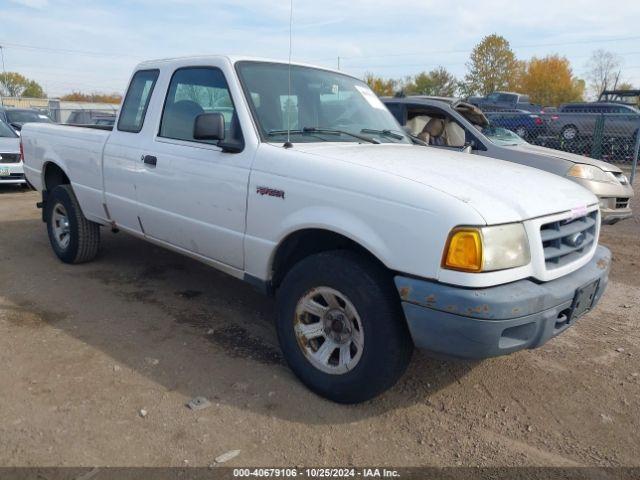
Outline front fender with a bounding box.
[274,205,394,269]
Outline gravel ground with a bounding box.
[0,181,638,467]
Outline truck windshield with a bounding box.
[236,61,410,144]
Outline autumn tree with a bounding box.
[463,34,521,95]
[364,73,396,96]
[519,55,584,106]
[0,72,46,98]
[404,67,458,96]
[60,91,122,104]
[585,50,622,97]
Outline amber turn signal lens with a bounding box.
[443,229,483,272]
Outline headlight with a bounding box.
[568,164,615,183]
[613,172,629,185]
[443,223,530,273]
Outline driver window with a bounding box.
[159,67,241,144]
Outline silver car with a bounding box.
[0,119,24,186]
[547,102,640,142]
[383,96,634,224]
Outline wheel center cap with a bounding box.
[324,310,352,343]
[331,318,344,333]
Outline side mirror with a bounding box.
[193,113,224,141]
[10,122,22,132]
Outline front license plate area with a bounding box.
[0,168,9,176]
[570,280,599,321]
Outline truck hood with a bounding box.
[511,143,622,173]
[0,137,20,153]
[294,143,597,225]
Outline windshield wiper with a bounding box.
[360,128,405,140]
[267,127,380,144]
[267,129,330,143]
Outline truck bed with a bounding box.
[21,123,112,223]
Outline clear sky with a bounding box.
[1,0,640,97]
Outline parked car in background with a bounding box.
[0,107,54,132]
[383,96,634,224]
[483,109,547,141]
[91,116,116,127]
[21,56,612,403]
[547,102,640,142]
[467,91,542,112]
[0,119,25,186]
[66,110,117,126]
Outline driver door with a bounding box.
[135,64,251,269]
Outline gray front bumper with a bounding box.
[395,245,611,359]
[601,207,633,224]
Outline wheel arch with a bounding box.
[269,227,392,292]
[42,161,71,192]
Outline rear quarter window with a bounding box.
[117,69,159,133]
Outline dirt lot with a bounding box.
[0,181,638,468]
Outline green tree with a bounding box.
[0,72,46,98]
[364,73,396,96]
[616,82,635,91]
[404,67,458,96]
[463,34,520,95]
[22,80,46,98]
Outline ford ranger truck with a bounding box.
[21,56,611,404]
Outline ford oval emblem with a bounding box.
[566,232,585,247]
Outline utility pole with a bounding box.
[337,56,340,70]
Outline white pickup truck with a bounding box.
[22,56,611,403]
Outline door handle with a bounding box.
[142,155,157,166]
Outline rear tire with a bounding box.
[45,185,100,264]
[561,125,578,141]
[275,250,413,403]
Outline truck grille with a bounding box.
[0,153,20,164]
[616,198,630,209]
[540,211,597,269]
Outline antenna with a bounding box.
[283,0,294,148]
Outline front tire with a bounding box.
[515,125,528,139]
[45,185,100,264]
[276,250,413,403]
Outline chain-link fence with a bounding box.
[483,109,640,182]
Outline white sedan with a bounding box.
[0,119,25,186]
